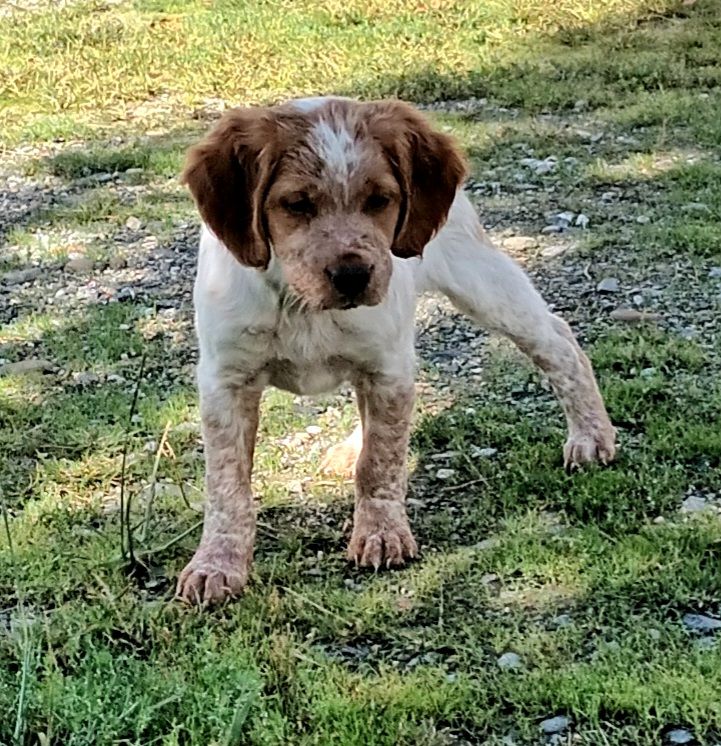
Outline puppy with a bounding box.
[177,97,616,604]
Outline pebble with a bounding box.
[520,156,557,175]
[540,245,566,259]
[503,236,538,251]
[540,716,570,735]
[65,256,94,274]
[470,445,497,458]
[709,267,721,278]
[636,215,651,224]
[680,495,711,513]
[666,728,693,744]
[541,225,563,234]
[0,359,55,375]
[555,211,575,224]
[597,277,620,293]
[575,213,590,228]
[497,652,523,670]
[2,267,43,285]
[682,613,721,632]
[610,308,660,323]
[305,425,322,436]
[435,468,456,480]
[125,216,142,231]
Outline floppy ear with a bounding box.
[368,101,467,257]
[182,108,279,268]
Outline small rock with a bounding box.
[636,215,651,224]
[575,213,590,229]
[0,359,55,376]
[709,267,721,278]
[109,255,127,270]
[610,308,660,323]
[435,468,456,480]
[541,224,563,234]
[684,202,709,212]
[125,216,142,231]
[555,211,575,224]
[680,495,710,513]
[540,245,566,259]
[682,613,721,633]
[503,236,538,251]
[65,256,94,274]
[550,613,572,629]
[666,728,693,744]
[305,425,322,436]
[470,446,497,458]
[72,371,101,387]
[597,277,620,293]
[497,652,522,670]
[475,537,500,551]
[2,267,43,285]
[540,716,570,735]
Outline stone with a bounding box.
[503,236,538,251]
[540,716,570,735]
[470,446,498,458]
[109,255,127,270]
[666,729,693,744]
[2,267,43,285]
[682,613,721,632]
[636,215,651,224]
[680,495,711,513]
[555,211,575,224]
[435,468,456,480]
[0,359,54,376]
[610,308,660,323]
[497,652,522,670]
[709,267,721,278]
[575,213,590,229]
[541,224,563,234]
[65,256,94,274]
[597,277,620,293]
[125,216,142,231]
[305,425,322,436]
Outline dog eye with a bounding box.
[282,195,316,217]
[364,194,390,212]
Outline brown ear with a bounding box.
[182,108,279,268]
[368,101,467,257]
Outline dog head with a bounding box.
[183,98,466,311]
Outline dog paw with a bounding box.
[347,502,418,569]
[564,422,617,469]
[176,539,251,605]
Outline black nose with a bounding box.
[326,264,372,299]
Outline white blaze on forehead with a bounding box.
[310,118,361,196]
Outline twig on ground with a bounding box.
[120,352,147,566]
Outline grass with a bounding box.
[1,0,721,744]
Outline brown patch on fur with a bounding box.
[347,379,418,569]
[176,386,262,605]
[182,108,309,268]
[365,100,467,257]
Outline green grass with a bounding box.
[2,0,721,744]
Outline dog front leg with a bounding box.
[347,377,418,569]
[176,383,262,604]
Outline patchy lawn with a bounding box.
[1,1,721,744]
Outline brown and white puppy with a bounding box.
[177,97,616,605]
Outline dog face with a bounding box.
[183,99,466,311]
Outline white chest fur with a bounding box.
[194,227,418,395]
